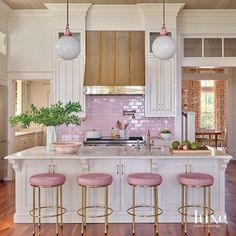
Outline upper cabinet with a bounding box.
[145,30,176,117]
[47,4,91,117]
[55,57,85,117]
[84,31,145,86]
[139,4,183,118]
[54,31,85,117]
[145,57,175,117]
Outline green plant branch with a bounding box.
[10,101,82,129]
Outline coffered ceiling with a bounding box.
[2,0,236,10]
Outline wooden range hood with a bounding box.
[84,31,145,94]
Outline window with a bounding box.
[200,80,214,129]
[0,32,6,55]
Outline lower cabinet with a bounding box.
[14,131,44,152]
[156,158,219,221]
[88,159,152,213]
[14,155,226,223]
[22,159,83,217]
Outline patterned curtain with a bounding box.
[182,80,201,128]
[214,80,226,133]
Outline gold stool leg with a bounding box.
[132,185,135,235]
[38,187,41,228]
[154,186,159,235]
[84,186,87,228]
[181,184,184,227]
[208,186,211,234]
[105,186,108,234]
[60,185,63,228]
[203,187,206,226]
[184,185,188,234]
[56,186,59,235]
[81,186,85,235]
[33,186,36,235]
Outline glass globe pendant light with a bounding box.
[152,0,176,60]
[56,0,80,60]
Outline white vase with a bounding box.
[46,126,57,151]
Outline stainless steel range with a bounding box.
[83,136,144,146]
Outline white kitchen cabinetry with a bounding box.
[145,57,176,117]
[156,158,219,222]
[14,131,44,152]
[88,158,151,219]
[21,160,51,212]
[7,146,230,223]
[52,159,82,211]
[55,58,85,117]
[19,159,82,223]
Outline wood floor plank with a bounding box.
[0,160,236,236]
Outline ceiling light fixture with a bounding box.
[152,0,176,60]
[56,0,80,60]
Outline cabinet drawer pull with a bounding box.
[116,164,119,174]
[121,164,124,175]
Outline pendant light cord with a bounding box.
[66,0,69,29]
[163,0,165,27]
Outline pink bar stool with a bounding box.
[127,173,163,235]
[77,173,113,235]
[177,172,214,234]
[29,170,66,235]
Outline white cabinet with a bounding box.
[21,160,51,212]
[53,159,82,211]
[21,159,82,221]
[145,57,176,117]
[156,158,219,222]
[88,159,152,213]
[55,58,85,117]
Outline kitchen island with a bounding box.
[5,146,231,223]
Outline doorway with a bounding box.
[182,67,228,151]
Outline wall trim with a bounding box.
[8,72,54,81]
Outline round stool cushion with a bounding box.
[77,173,113,187]
[30,173,66,187]
[178,173,214,187]
[127,173,162,186]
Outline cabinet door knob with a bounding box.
[116,164,119,174]
[121,164,124,175]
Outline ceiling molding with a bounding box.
[2,0,236,10]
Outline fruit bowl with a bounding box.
[52,142,82,154]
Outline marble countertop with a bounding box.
[5,146,232,160]
[15,129,44,136]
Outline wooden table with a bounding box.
[195,129,222,147]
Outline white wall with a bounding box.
[0,1,11,86]
[8,11,54,73]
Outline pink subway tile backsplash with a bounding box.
[57,95,175,141]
